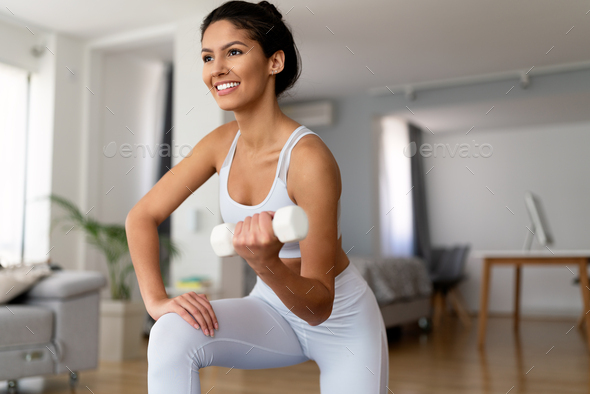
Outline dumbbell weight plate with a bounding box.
[210,222,237,257]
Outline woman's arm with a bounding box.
[125,122,234,335]
[249,134,342,326]
[125,213,168,306]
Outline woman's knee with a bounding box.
[148,312,203,366]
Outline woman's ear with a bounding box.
[269,50,285,74]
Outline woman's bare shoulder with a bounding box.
[214,119,239,142]
[294,131,336,166]
[288,131,342,200]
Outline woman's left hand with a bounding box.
[233,211,284,268]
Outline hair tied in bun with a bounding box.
[258,1,282,20]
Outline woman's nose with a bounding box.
[211,58,228,77]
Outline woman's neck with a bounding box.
[233,94,288,154]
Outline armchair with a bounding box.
[0,269,107,391]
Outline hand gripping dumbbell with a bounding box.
[210,205,309,257]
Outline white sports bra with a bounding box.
[219,125,342,258]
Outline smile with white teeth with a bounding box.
[216,82,240,91]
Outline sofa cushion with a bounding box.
[24,271,107,299]
[0,305,53,348]
[0,264,53,304]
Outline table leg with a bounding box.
[478,258,492,349]
[514,264,521,332]
[578,258,590,352]
[577,310,586,329]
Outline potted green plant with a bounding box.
[47,193,181,361]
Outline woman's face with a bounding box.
[201,20,274,111]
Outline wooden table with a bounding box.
[473,250,590,351]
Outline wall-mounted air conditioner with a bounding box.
[280,100,333,127]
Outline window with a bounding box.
[0,62,30,265]
[378,116,414,257]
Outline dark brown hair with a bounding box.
[200,0,302,101]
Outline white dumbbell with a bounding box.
[210,205,309,257]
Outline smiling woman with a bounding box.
[199,0,301,102]
[125,1,389,393]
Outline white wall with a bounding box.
[92,52,167,300]
[0,19,41,73]
[98,53,167,233]
[48,34,86,271]
[423,121,590,317]
[315,68,590,318]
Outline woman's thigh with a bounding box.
[147,295,309,373]
[304,284,390,393]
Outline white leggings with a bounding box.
[147,262,389,393]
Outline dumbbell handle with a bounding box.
[210,205,308,257]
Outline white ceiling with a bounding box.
[2,0,590,131]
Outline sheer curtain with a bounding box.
[0,62,29,265]
[378,116,414,257]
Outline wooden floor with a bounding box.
[2,314,589,394]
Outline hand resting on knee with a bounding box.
[147,292,219,338]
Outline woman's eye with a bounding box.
[203,49,241,63]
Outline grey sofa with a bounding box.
[0,270,107,391]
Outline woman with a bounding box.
[126,1,389,393]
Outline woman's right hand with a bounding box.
[147,293,219,337]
